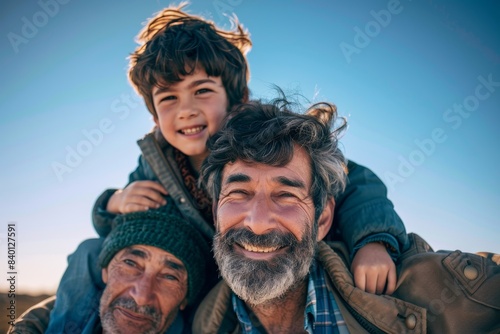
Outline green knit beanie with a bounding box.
[98,204,210,304]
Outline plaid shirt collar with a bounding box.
[231,260,349,334]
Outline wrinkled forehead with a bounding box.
[113,245,186,272]
[221,147,312,188]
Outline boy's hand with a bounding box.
[106,181,168,214]
[350,242,396,295]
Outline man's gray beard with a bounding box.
[214,225,317,306]
[99,294,163,334]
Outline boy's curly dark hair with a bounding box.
[129,2,252,118]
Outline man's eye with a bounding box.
[229,190,248,196]
[277,192,297,198]
[124,259,138,267]
[162,274,179,281]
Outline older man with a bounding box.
[194,99,500,333]
[9,206,209,334]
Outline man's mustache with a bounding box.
[217,228,298,249]
[109,297,161,320]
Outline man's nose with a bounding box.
[243,193,276,235]
[130,274,155,306]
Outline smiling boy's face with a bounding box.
[152,67,229,171]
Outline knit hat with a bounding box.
[98,202,210,304]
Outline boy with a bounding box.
[46,3,408,333]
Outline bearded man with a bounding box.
[193,98,500,333]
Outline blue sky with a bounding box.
[1,0,499,294]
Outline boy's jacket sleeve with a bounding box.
[331,160,410,255]
[92,155,150,237]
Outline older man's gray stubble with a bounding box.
[99,294,169,334]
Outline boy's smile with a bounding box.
[180,125,205,135]
[152,68,229,171]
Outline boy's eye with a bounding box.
[160,95,176,102]
[195,88,212,95]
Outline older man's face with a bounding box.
[213,147,321,305]
[99,245,188,334]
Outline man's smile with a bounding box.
[234,242,288,260]
[115,307,154,324]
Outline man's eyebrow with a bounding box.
[125,247,185,271]
[164,259,186,272]
[224,173,251,185]
[153,78,219,96]
[125,248,148,259]
[273,176,306,189]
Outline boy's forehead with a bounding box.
[152,67,222,92]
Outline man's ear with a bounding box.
[153,116,159,127]
[317,198,335,241]
[102,268,108,284]
[179,298,188,311]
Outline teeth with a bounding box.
[182,126,204,135]
[240,242,280,253]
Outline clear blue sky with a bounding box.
[1,0,499,295]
